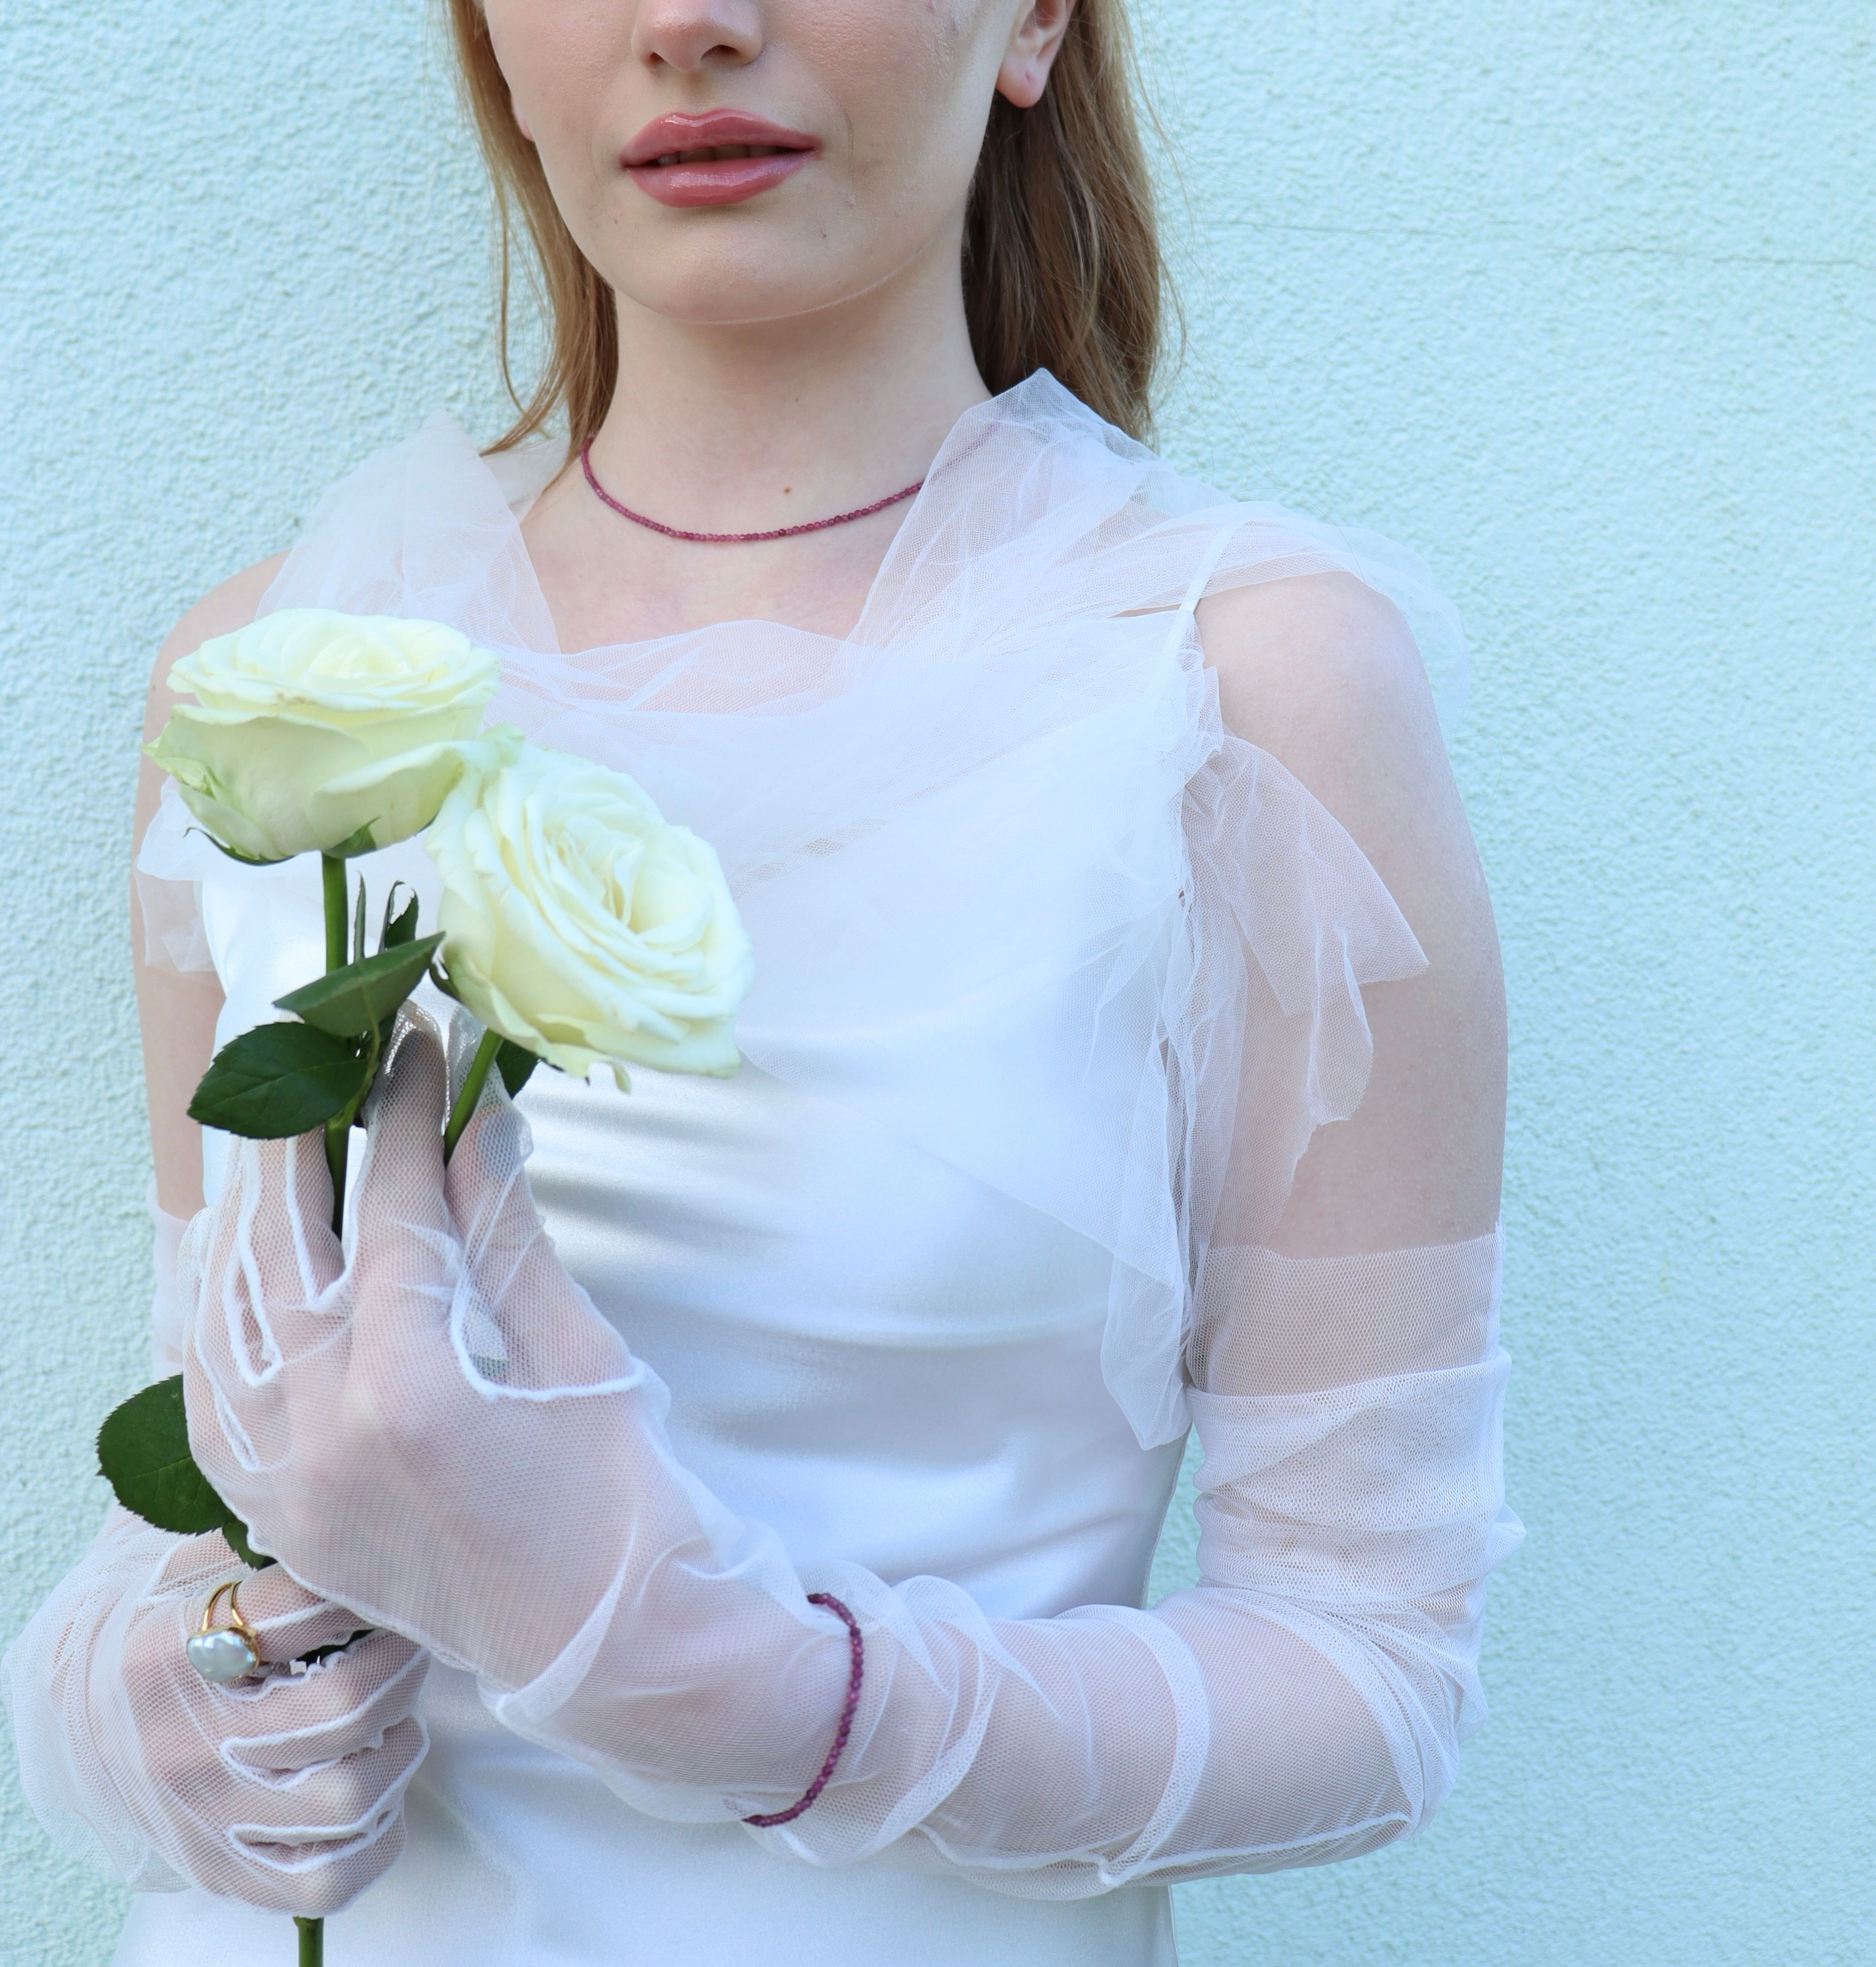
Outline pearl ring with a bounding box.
[187,1578,265,1684]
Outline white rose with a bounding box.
[146,608,516,861]
[428,744,754,1084]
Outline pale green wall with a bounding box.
[2,4,1869,1963]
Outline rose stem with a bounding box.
[443,1027,503,1164]
[312,869,384,1929]
[303,858,354,1967]
[320,852,350,1237]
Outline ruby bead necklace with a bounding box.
[581,438,922,545]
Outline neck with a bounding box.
[587,242,988,533]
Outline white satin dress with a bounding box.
[122,890,1189,1964]
[12,375,1517,1966]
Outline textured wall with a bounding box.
[1,4,1869,1963]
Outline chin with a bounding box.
[610,234,905,335]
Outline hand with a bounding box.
[185,1008,848,1810]
[183,1011,660,1690]
[110,1525,425,1915]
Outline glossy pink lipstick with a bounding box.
[623,110,818,208]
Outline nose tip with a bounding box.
[631,1,763,73]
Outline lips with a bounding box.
[623,110,818,209]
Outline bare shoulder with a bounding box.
[1199,569,1506,1246]
[1194,565,1492,931]
[1194,571,1451,858]
[142,552,289,741]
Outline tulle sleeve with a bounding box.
[494,599,1516,1886]
[2,1203,199,1891]
[739,584,1523,1888]
[179,552,1518,1899]
[165,379,1517,1895]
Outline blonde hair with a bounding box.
[444,0,1168,447]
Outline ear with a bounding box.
[996,0,1078,111]
[512,96,535,144]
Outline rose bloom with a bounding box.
[147,608,515,861]
[429,745,754,1084]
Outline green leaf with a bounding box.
[98,1377,233,1536]
[98,1379,275,1568]
[273,934,444,1040]
[189,1022,371,1137]
[496,1039,541,1097]
[379,885,419,952]
[337,1011,385,1138]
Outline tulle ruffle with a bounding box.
[139,373,1464,1448]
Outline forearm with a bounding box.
[494,1426,1500,1896]
[489,1234,1513,1894]
[179,1023,1515,1898]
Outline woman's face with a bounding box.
[481,0,1073,329]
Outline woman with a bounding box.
[7,2,1518,1962]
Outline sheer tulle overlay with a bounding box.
[8,377,1516,1964]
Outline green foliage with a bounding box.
[221,1519,271,1569]
[96,1377,272,1569]
[497,1039,540,1096]
[188,1021,372,1137]
[187,875,438,1148]
[273,934,443,1041]
[96,1378,222,1533]
[379,884,419,950]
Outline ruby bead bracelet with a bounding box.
[742,1593,864,1828]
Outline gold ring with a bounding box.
[186,1578,265,1684]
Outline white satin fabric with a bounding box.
[13,376,1515,1965]
[116,1055,1193,1964]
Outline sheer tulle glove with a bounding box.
[182,1009,1516,1890]
[183,1008,639,1687]
[2,1518,426,1914]
[182,1009,853,1809]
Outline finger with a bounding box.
[160,1557,389,1677]
[444,1082,636,1393]
[350,1009,452,1300]
[223,1636,429,1773]
[227,1712,426,1836]
[228,1811,408,1920]
[158,1528,300,1600]
[185,1128,346,1440]
[442,1068,535,1276]
[236,1567,392,1665]
[229,1128,344,1334]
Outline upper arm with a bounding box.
[134,554,288,1215]
[1195,571,1506,1255]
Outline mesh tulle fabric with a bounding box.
[139,373,1455,1451]
[3,1205,433,1913]
[0,1501,428,1914]
[22,373,1520,1911]
[167,1005,1516,1895]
